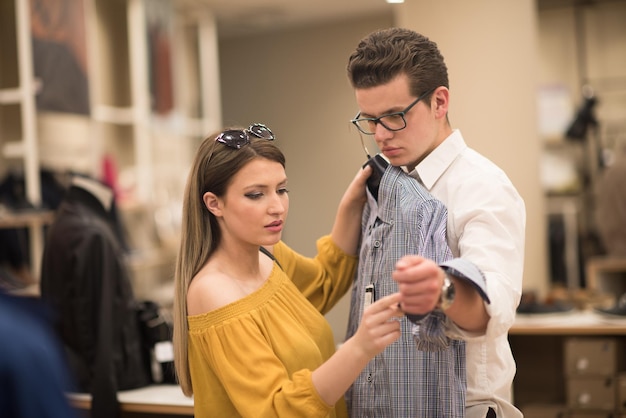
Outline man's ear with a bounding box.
[203,192,222,217]
[433,86,450,120]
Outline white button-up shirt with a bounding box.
[410,129,526,418]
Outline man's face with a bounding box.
[354,74,447,171]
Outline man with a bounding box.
[344,28,526,418]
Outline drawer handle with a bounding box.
[577,392,591,405]
[576,357,589,371]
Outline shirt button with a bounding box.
[366,373,373,382]
[373,240,381,248]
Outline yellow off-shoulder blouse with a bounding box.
[187,235,358,418]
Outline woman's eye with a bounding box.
[245,192,263,200]
[278,188,290,195]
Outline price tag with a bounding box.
[364,284,375,309]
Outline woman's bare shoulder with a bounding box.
[186,267,241,315]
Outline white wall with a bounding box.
[397,0,548,298]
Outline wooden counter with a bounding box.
[68,384,194,416]
[511,309,626,335]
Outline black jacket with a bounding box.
[40,185,150,418]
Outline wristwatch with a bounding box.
[439,272,456,311]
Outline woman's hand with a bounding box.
[310,292,401,405]
[331,165,372,255]
[341,164,372,209]
[349,292,403,358]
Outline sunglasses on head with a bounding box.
[215,123,275,149]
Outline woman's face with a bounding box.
[207,158,289,248]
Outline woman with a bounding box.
[173,123,401,417]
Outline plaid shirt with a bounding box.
[345,164,466,418]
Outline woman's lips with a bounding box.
[266,220,283,232]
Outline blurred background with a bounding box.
[1,0,625,340]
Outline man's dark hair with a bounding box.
[347,27,449,101]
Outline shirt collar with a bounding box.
[404,129,467,191]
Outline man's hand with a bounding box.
[392,255,444,315]
[394,256,490,332]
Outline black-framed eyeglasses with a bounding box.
[350,87,437,135]
[215,123,275,149]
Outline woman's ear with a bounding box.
[203,192,222,217]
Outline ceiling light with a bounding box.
[386,0,404,3]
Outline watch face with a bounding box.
[441,274,455,310]
[447,277,456,300]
